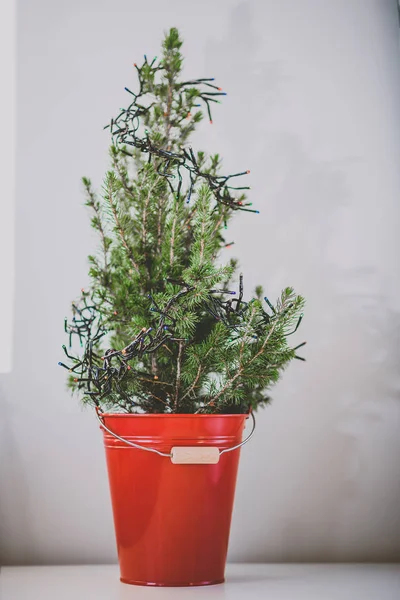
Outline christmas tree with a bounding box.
[59,28,305,414]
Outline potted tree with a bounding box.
[59,28,305,587]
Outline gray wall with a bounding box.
[1,0,400,564]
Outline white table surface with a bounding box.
[1,563,399,600]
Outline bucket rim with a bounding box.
[100,412,249,419]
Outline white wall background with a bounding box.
[0,0,16,374]
[1,0,400,564]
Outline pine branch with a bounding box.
[169,205,178,267]
[180,341,215,403]
[61,29,305,415]
[83,177,109,271]
[180,363,202,401]
[199,318,279,410]
[157,196,164,254]
[141,186,152,249]
[104,173,140,275]
[199,217,206,265]
[165,78,174,151]
[174,340,184,410]
[110,147,135,202]
[197,292,297,411]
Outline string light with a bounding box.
[264,296,275,313]
[57,55,295,409]
[59,272,278,407]
[104,57,258,215]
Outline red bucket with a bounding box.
[100,413,248,586]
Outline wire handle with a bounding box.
[96,409,256,461]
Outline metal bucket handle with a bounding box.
[96,408,256,462]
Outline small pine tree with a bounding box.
[59,28,305,414]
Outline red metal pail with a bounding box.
[100,413,247,586]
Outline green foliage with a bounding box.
[61,28,305,414]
